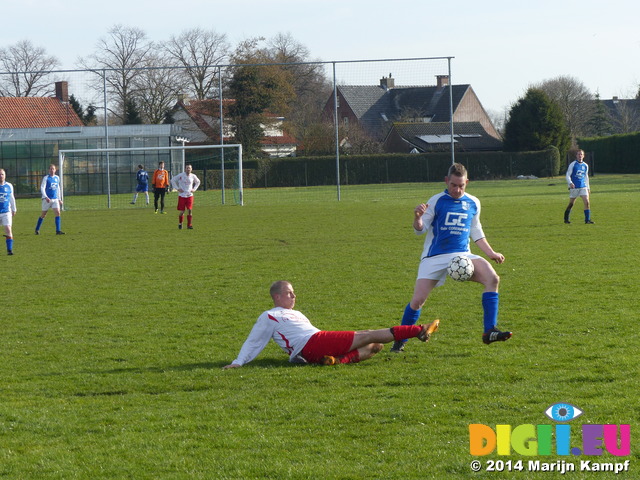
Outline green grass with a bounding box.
[2,175,639,479]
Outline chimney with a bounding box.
[380,73,395,90]
[55,81,69,102]
[436,75,449,88]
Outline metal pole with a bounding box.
[103,70,112,208]
[219,66,226,205]
[238,143,243,206]
[448,58,455,165]
[332,62,341,201]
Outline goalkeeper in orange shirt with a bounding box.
[151,161,171,214]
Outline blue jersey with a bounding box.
[0,182,16,214]
[41,174,61,199]
[137,169,149,186]
[417,189,485,258]
[566,161,589,189]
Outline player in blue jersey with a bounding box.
[391,163,512,352]
[0,168,17,255]
[35,164,65,235]
[130,164,150,205]
[564,149,594,224]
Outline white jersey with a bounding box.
[171,172,200,198]
[231,307,321,366]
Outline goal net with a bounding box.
[58,144,243,210]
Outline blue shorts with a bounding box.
[136,184,149,193]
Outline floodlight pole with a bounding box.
[448,58,455,165]
[175,136,190,172]
[332,62,341,201]
[103,70,112,208]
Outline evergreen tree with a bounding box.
[123,98,143,124]
[69,94,84,121]
[504,88,571,158]
[585,93,612,137]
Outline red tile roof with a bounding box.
[0,97,83,128]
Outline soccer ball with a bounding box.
[447,255,474,282]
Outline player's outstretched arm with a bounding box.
[475,238,505,264]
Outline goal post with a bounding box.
[58,143,243,209]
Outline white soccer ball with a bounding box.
[447,255,475,282]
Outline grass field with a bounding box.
[1,175,638,479]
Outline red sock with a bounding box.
[391,325,422,341]
[187,214,192,227]
[338,350,360,364]
[179,215,184,224]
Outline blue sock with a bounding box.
[401,303,422,326]
[36,217,43,231]
[584,209,591,222]
[400,303,422,343]
[482,292,499,332]
[55,216,61,231]
[6,238,12,252]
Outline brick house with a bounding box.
[0,81,83,128]
[323,75,501,150]
[170,98,298,157]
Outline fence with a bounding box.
[0,56,455,206]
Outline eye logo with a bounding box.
[545,403,583,422]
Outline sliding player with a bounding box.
[0,168,16,255]
[224,281,440,368]
[392,163,511,352]
[35,164,65,235]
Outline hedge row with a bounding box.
[578,132,640,173]
[238,148,561,188]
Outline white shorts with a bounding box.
[569,187,589,199]
[42,198,62,211]
[0,211,12,227]
[417,252,482,287]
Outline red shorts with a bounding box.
[300,331,355,363]
[177,196,194,211]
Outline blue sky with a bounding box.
[3,0,639,114]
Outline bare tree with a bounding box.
[78,25,154,123]
[163,28,230,100]
[535,76,595,143]
[0,40,60,96]
[610,99,640,133]
[263,33,331,143]
[133,52,188,124]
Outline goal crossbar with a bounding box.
[58,143,244,207]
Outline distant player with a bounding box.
[170,164,200,230]
[392,162,511,352]
[564,149,594,224]
[152,161,170,214]
[130,164,149,205]
[224,281,439,368]
[35,164,65,235]
[0,168,17,255]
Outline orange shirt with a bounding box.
[152,169,170,188]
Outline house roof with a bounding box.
[386,122,503,152]
[0,97,83,128]
[337,83,470,137]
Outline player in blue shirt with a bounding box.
[564,149,594,224]
[35,164,65,235]
[392,163,512,351]
[0,168,17,255]
[130,164,150,205]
